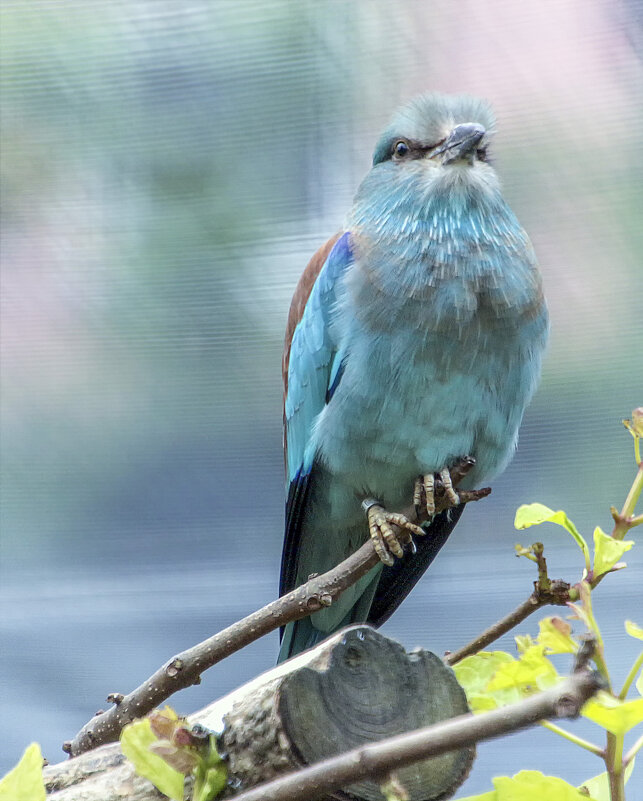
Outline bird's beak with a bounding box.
[430,123,485,164]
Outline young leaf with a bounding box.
[486,645,559,697]
[592,527,634,577]
[515,543,538,562]
[452,651,516,712]
[514,504,590,569]
[149,705,181,739]
[457,771,599,801]
[0,743,45,801]
[536,617,578,655]
[193,735,227,801]
[455,648,561,711]
[582,692,643,734]
[121,718,184,801]
[194,765,228,801]
[493,771,598,800]
[625,620,643,641]
[515,633,536,654]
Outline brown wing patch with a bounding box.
[282,232,343,397]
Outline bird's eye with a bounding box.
[476,147,488,162]
[393,140,410,158]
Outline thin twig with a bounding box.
[445,578,571,666]
[230,671,601,801]
[539,720,604,756]
[68,539,381,756]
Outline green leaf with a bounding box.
[515,633,536,654]
[537,617,578,655]
[452,651,516,712]
[457,771,599,801]
[582,692,643,734]
[579,758,635,801]
[514,504,590,569]
[592,527,634,577]
[454,648,560,712]
[515,543,538,562]
[194,767,227,801]
[193,735,227,801]
[121,718,184,801]
[624,408,643,438]
[495,771,597,800]
[486,645,560,696]
[637,669,643,696]
[625,620,643,641]
[0,743,45,801]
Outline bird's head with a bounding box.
[349,94,505,247]
[347,94,532,299]
[371,93,495,173]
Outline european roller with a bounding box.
[278,94,548,662]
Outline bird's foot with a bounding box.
[414,456,492,520]
[414,468,459,518]
[362,498,425,566]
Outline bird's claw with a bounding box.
[439,467,460,506]
[414,468,460,519]
[413,473,435,516]
[413,457,492,521]
[362,499,425,566]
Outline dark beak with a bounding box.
[431,123,485,163]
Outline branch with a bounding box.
[229,670,602,801]
[445,579,571,665]
[68,539,381,756]
[68,457,489,757]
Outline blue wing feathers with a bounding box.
[284,232,354,481]
[326,352,346,404]
[280,234,354,619]
[279,465,312,607]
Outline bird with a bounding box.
[278,93,548,662]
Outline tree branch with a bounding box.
[68,539,381,756]
[445,578,571,665]
[229,670,602,801]
[68,458,490,757]
[68,522,571,755]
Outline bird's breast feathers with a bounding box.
[311,211,548,494]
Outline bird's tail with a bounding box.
[277,571,382,663]
[277,618,326,664]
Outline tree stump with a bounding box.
[217,625,474,800]
[44,626,473,800]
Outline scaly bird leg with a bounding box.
[414,456,491,521]
[362,498,425,566]
[438,467,459,506]
[415,473,436,517]
[415,470,458,519]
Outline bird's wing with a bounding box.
[280,231,353,600]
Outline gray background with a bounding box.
[1,1,642,796]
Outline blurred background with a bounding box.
[1,0,641,795]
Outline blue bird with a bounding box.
[278,94,548,662]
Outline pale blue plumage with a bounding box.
[284,233,353,481]
[279,94,548,662]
